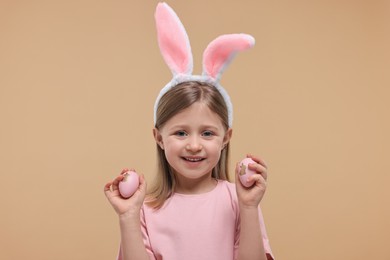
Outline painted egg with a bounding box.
[118,171,139,198]
[238,158,256,187]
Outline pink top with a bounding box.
[118,180,274,260]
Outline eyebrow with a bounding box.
[169,124,220,131]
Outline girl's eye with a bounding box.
[175,131,187,137]
[202,131,214,137]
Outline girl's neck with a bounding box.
[174,174,218,195]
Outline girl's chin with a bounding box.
[173,167,213,179]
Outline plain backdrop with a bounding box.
[1,1,389,259]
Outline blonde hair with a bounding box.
[147,81,231,209]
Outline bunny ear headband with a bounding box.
[154,2,255,127]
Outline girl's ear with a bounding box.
[153,128,164,150]
[222,128,233,149]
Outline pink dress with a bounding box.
[118,180,274,260]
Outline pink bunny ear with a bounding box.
[202,34,255,80]
[155,2,193,76]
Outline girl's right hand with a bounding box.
[104,169,147,217]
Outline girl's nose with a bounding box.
[185,136,203,152]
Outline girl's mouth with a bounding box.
[182,157,205,162]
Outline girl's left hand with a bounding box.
[235,154,268,208]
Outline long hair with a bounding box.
[146,81,231,209]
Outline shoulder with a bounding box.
[217,180,237,194]
[216,180,239,207]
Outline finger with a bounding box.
[248,173,267,187]
[247,154,268,169]
[128,173,147,200]
[261,170,268,182]
[104,181,112,192]
[104,181,113,197]
[247,163,268,181]
[112,175,124,191]
[120,168,129,175]
[138,173,147,192]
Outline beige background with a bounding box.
[1,0,389,259]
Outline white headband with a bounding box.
[154,2,255,127]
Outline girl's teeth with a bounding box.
[185,157,202,162]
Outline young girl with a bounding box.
[104,3,274,260]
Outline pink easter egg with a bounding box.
[238,158,257,187]
[118,171,139,198]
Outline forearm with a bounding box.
[237,205,267,260]
[119,213,150,260]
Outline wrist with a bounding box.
[119,213,142,234]
[239,202,259,211]
[119,208,141,222]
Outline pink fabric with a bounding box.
[117,181,274,260]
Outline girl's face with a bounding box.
[154,102,232,187]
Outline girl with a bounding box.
[104,3,274,260]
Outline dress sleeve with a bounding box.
[140,206,156,259]
[116,206,156,260]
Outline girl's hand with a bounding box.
[104,169,147,217]
[235,155,268,208]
